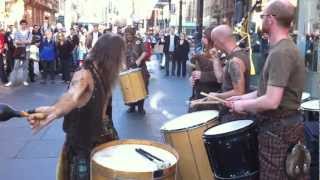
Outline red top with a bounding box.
[0,32,5,54]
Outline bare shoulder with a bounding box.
[70,69,94,89]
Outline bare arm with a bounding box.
[28,69,94,132]
[214,58,246,99]
[136,52,147,66]
[232,86,284,113]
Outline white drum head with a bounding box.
[204,120,253,136]
[301,100,320,111]
[160,110,219,131]
[302,92,311,101]
[92,144,177,172]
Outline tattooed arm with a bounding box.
[211,57,246,99]
[28,69,94,132]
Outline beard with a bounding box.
[262,21,270,34]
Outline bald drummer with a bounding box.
[207,25,251,123]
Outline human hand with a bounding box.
[27,106,57,134]
[226,95,242,101]
[192,71,201,80]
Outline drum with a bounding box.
[160,110,219,180]
[301,99,319,180]
[301,92,311,102]
[119,68,147,103]
[203,120,259,180]
[91,139,179,180]
[301,99,320,121]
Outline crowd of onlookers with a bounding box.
[0,19,196,88]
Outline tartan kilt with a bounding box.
[257,115,307,180]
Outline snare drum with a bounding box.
[203,120,259,180]
[160,110,219,180]
[91,139,179,180]
[301,92,311,102]
[119,68,147,103]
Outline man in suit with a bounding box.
[163,26,179,76]
[86,24,102,50]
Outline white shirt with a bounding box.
[92,32,99,47]
[169,35,175,52]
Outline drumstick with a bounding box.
[200,92,227,104]
[191,101,221,107]
[137,148,164,162]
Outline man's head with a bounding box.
[211,25,235,53]
[33,25,39,31]
[19,19,28,30]
[93,24,99,32]
[45,30,53,40]
[124,26,136,42]
[261,0,295,34]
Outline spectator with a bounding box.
[4,25,15,77]
[39,30,56,84]
[56,32,74,83]
[5,19,32,87]
[176,32,190,77]
[0,27,6,83]
[163,26,179,76]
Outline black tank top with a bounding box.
[63,63,109,151]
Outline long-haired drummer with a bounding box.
[208,25,251,122]
[124,26,150,115]
[189,24,221,112]
[227,0,307,179]
[27,33,125,180]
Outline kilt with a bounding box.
[257,113,308,180]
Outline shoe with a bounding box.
[138,108,146,115]
[23,81,29,86]
[127,106,135,113]
[4,82,12,87]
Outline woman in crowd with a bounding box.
[57,32,74,83]
[176,32,190,77]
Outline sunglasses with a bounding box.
[260,14,276,19]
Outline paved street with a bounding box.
[0,58,191,180]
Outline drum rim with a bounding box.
[300,99,320,112]
[203,119,256,139]
[91,139,179,178]
[160,110,219,132]
[119,68,142,75]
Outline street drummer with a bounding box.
[207,25,251,122]
[226,0,307,179]
[27,33,125,180]
[124,26,150,115]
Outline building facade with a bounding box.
[4,0,58,26]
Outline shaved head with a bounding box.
[211,25,233,43]
[266,0,295,28]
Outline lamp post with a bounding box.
[178,0,182,33]
[194,0,203,54]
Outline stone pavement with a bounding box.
[0,58,192,180]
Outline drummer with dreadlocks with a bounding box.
[124,26,150,115]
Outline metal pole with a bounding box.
[194,0,203,54]
[178,0,182,33]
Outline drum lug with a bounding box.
[225,142,232,149]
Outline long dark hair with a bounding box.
[84,33,125,96]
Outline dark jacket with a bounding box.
[163,34,179,53]
[176,39,190,61]
[57,39,74,59]
[85,32,102,49]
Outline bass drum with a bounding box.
[203,120,259,180]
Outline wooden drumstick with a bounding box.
[200,92,227,104]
